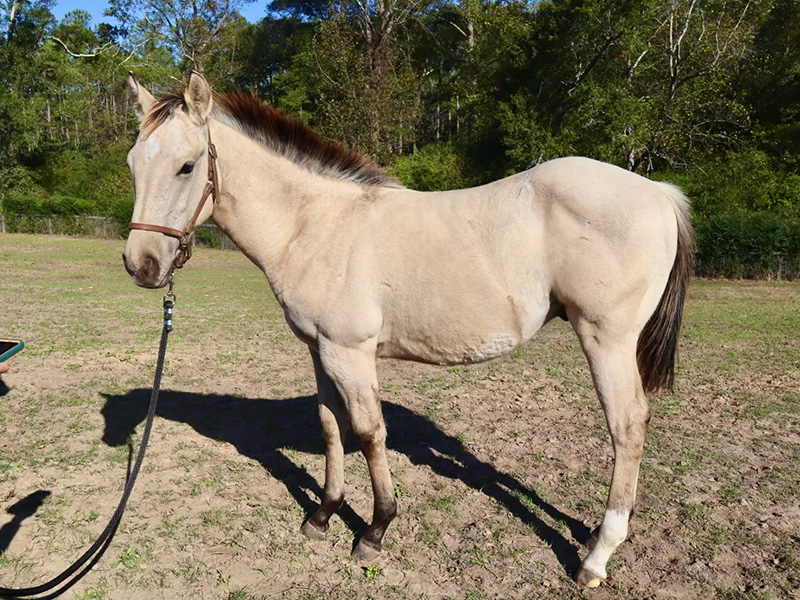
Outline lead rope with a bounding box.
[0,273,177,599]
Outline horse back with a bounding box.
[282,157,680,365]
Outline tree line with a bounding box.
[1,0,799,277]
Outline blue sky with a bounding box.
[51,0,268,25]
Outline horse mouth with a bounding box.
[132,270,171,289]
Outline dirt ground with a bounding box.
[0,234,798,600]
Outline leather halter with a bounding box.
[128,128,219,269]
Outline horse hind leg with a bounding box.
[301,348,350,539]
[570,316,650,588]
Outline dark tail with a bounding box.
[637,183,695,394]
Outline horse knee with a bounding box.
[351,405,386,450]
[609,399,650,455]
[617,419,647,450]
[355,425,386,454]
[320,423,344,446]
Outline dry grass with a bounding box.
[0,234,798,600]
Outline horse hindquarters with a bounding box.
[566,186,694,588]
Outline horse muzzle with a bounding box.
[122,249,171,288]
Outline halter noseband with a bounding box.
[128,128,219,269]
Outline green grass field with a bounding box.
[0,233,798,600]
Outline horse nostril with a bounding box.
[142,254,160,280]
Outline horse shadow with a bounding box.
[100,390,590,575]
[0,379,53,556]
[0,490,51,554]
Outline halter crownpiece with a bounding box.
[128,128,219,269]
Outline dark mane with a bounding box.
[141,90,400,188]
[215,93,400,188]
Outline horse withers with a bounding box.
[123,72,693,588]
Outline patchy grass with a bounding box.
[0,234,797,599]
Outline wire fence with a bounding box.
[2,212,799,280]
[694,252,799,281]
[0,212,237,250]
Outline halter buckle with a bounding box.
[173,238,193,269]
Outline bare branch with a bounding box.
[569,31,622,93]
[48,36,114,58]
[674,0,697,55]
[626,47,649,80]
[118,47,138,66]
[441,17,468,40]
[718,0,752,60]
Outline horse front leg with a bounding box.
[318,338,397,560]
[301,348,350,539]
[573,327,650,588]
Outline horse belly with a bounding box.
[378,331,517,365]
[446,331,520,364]
[377,294,551,366]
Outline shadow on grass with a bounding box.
[0,490,51,554]
[0,382,53,560]
[100,390,590,576]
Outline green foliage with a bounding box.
[116,546,145,568]
[562,83,655,167]
[5,189,94,215]
[0,0,799,280]
[694,212,800,279]
[658,150,800,219]
[236,15,314,103]
[363,564,381,580]
[497,92,569,173]
[2,139,133,224]
[285,12,419,163]
[391,143,469,191]
[661,151,800,280]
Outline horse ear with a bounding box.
[127,72,154,122]
[184,71,213,123]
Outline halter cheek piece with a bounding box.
[128,129,219,269]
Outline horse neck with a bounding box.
[208,119,364,287]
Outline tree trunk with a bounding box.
[8,0,20,41]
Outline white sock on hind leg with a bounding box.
[581,508,629,579]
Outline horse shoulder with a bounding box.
[277,199,387,350]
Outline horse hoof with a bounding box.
[301,519,327,540]
[351,539,381,561]
[575,566,605,589]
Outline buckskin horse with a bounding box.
[122,72,693,588]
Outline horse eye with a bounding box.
[178,162,194,175]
